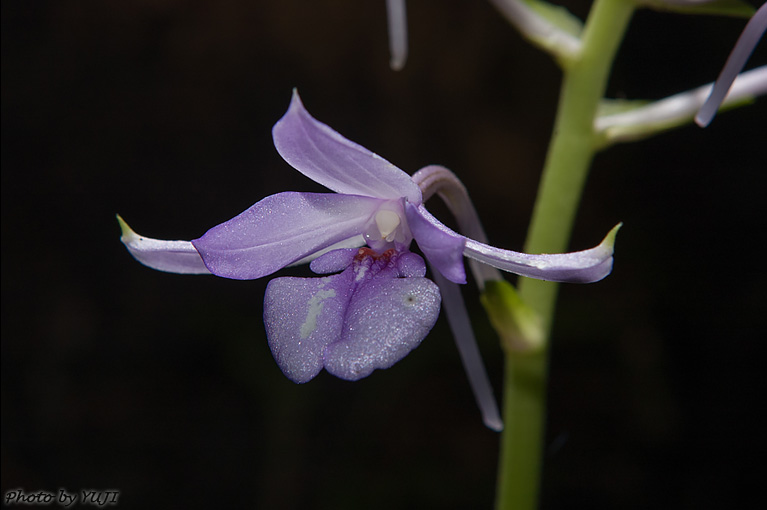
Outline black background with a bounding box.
[2,1,765,509]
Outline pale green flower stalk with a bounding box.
[482,0,764,509]
[487,2,636,508]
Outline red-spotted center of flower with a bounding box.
[352,247,397,283]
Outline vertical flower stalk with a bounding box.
[493,0,636,509]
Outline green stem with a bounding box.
[495,1,635,509]
[495,349,547,510]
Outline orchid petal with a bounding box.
[272,90,422,204]
[405,203,467,284]
[117,215,210,275]
[696,3,767,127]
[464,224,621,283]
[264,270,354,383]
[408,203,619,283]
[192,192,381,280]
[309,248,359,274]
[430,267,503,431]
[395,251,428,278]
[323,275,440,381]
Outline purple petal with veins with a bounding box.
[272,90,422,204]
[192,192,381,280]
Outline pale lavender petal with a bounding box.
[272,90,422,204]
[264,270,355,383]
[696,3,767,127]
[117,215,210,275]
[309,248,358,274]
[405,203,467,284]
[386,0,408,71]
[430,267,503,431]
[408,203,619,283]
[412,164,503,287]
[192,192,381,280]
[395,251,427,278]
[464,224,621,283]
[310,247,426,278]
[323,276,441,381]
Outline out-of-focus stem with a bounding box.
[495,1,636,509]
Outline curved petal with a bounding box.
[405,203,467,284]
[323,276,441,381]
[696,3,767,127]
[464,224,621,283]
[117,215,210,275]
[408,205,620,283]
[430,267,502,431]
[192,192,381,280]
[272,90,422,204]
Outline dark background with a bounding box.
[2,1,765,508]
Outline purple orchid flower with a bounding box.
[120,91,617,427]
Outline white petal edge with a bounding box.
[463,224,620,283]
[117,215,210,275]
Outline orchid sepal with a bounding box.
[117,214,210,275]
[272,90,422,204]
[408,201,621,283]
[464,223,620,283]
[191,192,382,280]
